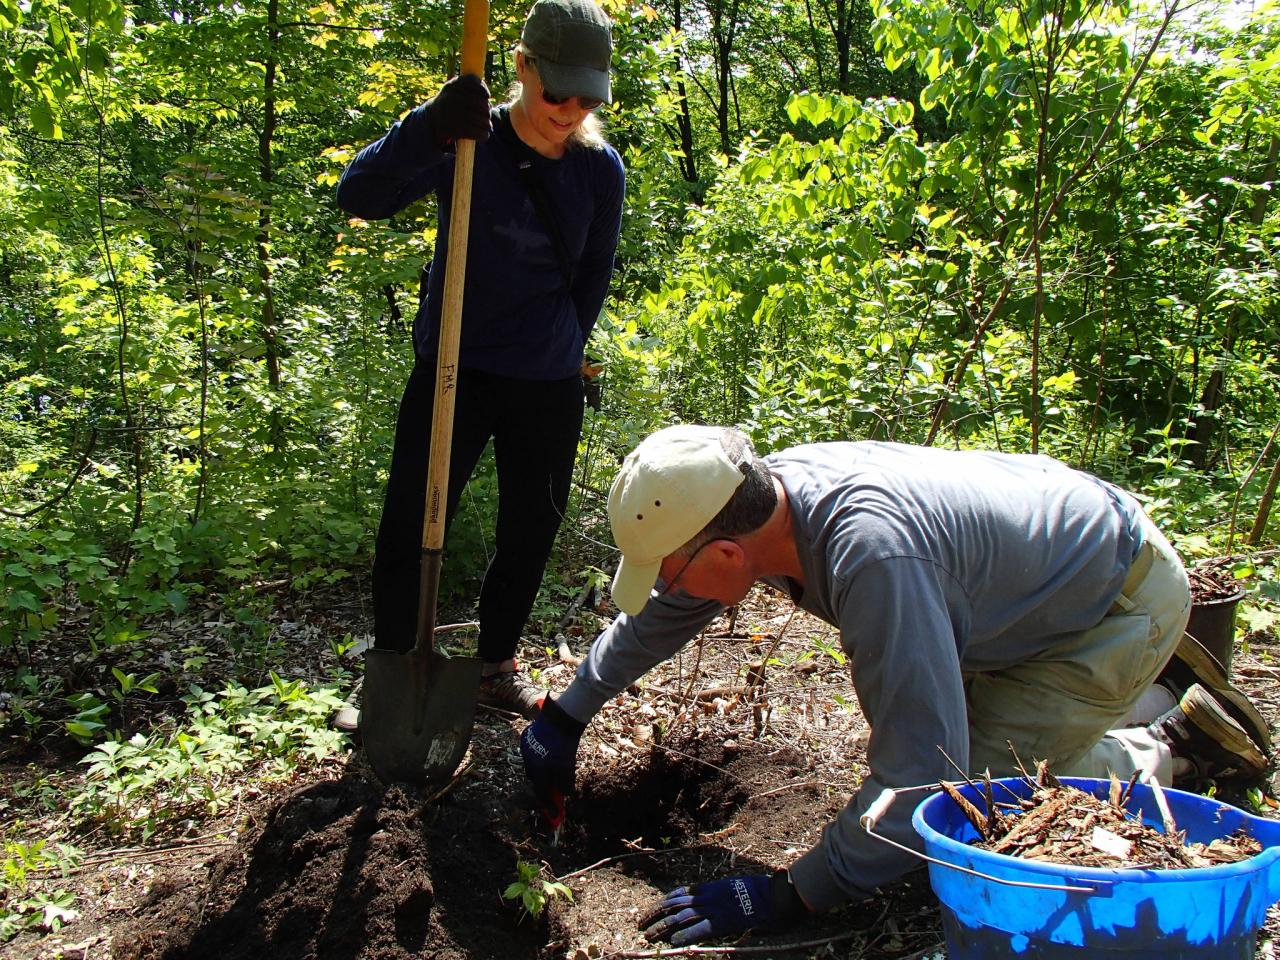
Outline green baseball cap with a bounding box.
[521,0,613,104]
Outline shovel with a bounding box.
[362,0,490,786]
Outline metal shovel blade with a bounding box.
[362,645,483,786]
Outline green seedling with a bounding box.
[63,692,110,744]
[327,632,358,660]
[111,668,161,702]
[810,635,847,666]
[502,859,572,920]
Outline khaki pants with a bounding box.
[964,510,1191,786]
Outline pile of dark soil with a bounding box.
[112,745,561,960]
[115,780,449,959]
[107,714,920,960]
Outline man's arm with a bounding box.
[556,589,724,722]
[521,590,724,830]
[790,555,972,910]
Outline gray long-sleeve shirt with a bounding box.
[557,441,1142,911]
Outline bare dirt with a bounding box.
[4,580,1280,960]
[106,721,929,960]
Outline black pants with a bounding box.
[372,363,584,659]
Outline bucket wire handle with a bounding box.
[861,785,1104,895]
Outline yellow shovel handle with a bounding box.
[417,0,489,646]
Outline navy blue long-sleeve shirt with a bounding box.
[337,104,625,379]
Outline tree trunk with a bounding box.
[1248,440,1280,546]
[672,0,698,183]
[801,0,826,89]
[833,0,850,93]
[258,0,285,450]
[709,0,740,155]
[383,283,403,333]
[97,115,146,539]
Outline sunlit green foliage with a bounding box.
[1,0,1278,749]
[72,675,347,838]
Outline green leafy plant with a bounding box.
[70,675,347,839]
[502,859,573,920]
[809,635,847,667]
[0,669,60,737]
[110,667,161,703]
[0,889,78,942]
[1244,786,1279,816]
[62,692,110,744]
[0,837,80,942]
[325,632,361,685]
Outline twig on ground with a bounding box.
[602,931,859,957]
[676,631,711,725]
[53,832,236,875]
[553,845,693,884]
[745,607,797,737]
[1237,664,1280,679]
[424,760,474,806]
[753,779,830,800]
[648,741,743,782]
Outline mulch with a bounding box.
[953,764,1261,870]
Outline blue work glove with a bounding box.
[639,871,805,946]
[519,697,585,831]
[426,74,491,146]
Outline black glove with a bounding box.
[639,871,805,946]
[426,74,491,146]
[519,697,585,830]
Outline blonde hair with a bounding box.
[510,45,608,150]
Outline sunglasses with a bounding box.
[525,56,605,111]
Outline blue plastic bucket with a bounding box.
[912,776,1280,958]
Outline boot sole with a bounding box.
[332,705,361,734]
[1170,635,1272,754]
[331,677,363,735]
[1182,685,1268,774]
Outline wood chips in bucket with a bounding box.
[950,763,1261,870]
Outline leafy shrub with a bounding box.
[0,837,80,942]
[71,674,347,839]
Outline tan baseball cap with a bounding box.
[607,425,746,615]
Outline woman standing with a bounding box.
[336,0,624,723]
